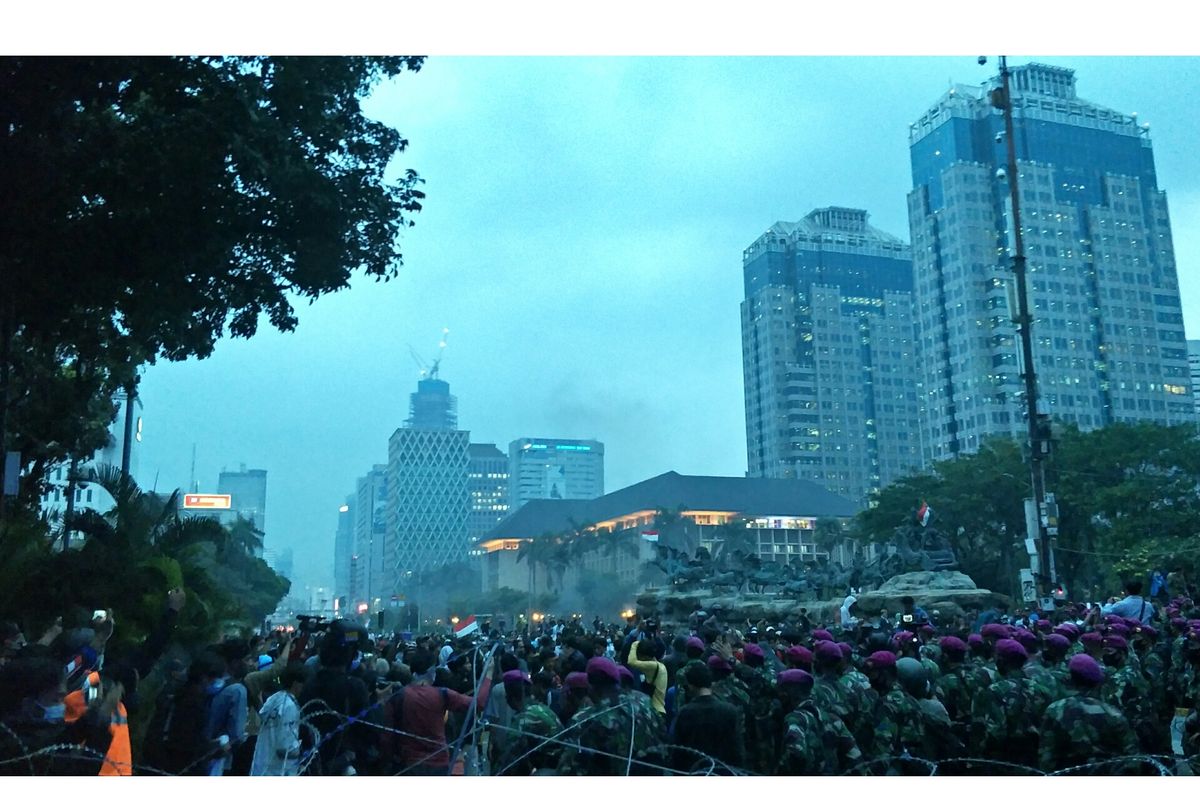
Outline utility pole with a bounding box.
[988,55,1057,605]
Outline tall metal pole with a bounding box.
[993,56,1054,596]
[120,381,136,478]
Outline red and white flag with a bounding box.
[916,502,932,528]
[453,614,479,638]
[641,530,660,544]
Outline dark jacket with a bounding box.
[670,694,746,773]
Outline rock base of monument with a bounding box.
[634,571,1009,628]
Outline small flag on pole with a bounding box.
[453,614,479,638]
[916,501,932,528]
[641,530,660,544]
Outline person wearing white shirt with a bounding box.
[250,664,307,776]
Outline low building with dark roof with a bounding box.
[477,470,860,594]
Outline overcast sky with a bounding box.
[132,56,1200,590]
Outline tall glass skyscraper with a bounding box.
[741,207,923,503]
[909,63,1193,461]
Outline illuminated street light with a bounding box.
[450,616,460,625]
[356,602,368,614]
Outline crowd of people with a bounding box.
[2,578,1199,776]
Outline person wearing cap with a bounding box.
[1039,654,1138,773]
[672,636,710,711]
[970,639,1040,766]
[555,658,665,776]
[1100,635,1159,753]
[934,636,973,737]
[777,668,861,775]
[730,641,776,774]
[495,669,562,775]
[670,664,745,773]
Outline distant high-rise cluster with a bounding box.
[332,372,604,615]
[742,62,1194,506]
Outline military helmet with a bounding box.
[896,656,929,698]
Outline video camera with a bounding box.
[297,614,330,634]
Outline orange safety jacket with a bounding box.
[64,671,132,776]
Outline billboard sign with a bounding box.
[184,493,232,510]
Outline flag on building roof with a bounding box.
[642,530,660,543]
[454,614,479,638]
[917,501,932,528]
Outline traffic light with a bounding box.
[1052,584,1068,603]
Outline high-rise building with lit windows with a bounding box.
[741,207,922,504]
[908,62,1193,461]
[508,438,604,512]
[467,444,509,549]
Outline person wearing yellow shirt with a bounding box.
[625,639,667,714]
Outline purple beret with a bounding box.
[1068,654,1105,686]
[1013,628,1037,648]
[778,669,814,688]
[981,623,1011,639]
[1044,634,1070,653]
[1103,635,1128,651]
[967,633,985,649]
[995,638,1028,664]
[837,642,852,660]
[893,631,915,644]
[939,636,967,654]
[1054,623,1080,639]
[707,655,733,674]
[1107,623,1131,638]
[1035,619,1052,632]
[814,641,843,663]
[617,665,636,683]
[1103,615,1123,625]
[1136,626,1158,639]
[919,624,936,634]
[811,629,834,642]
[785,646,813,667]
[502,669,532,685]
[686,636,705,653]
[866,651,897,670]
[1080,632,1103,646]
[743,643,765,664]
[586,657,621,684]
[565,671,590,690]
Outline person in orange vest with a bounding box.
[64,667,132,775]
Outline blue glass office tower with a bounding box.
[742,207,923,503]
[908,63,1193,462]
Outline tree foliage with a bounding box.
[851,424,1200,599]
[0,467,289,649]
[0,56,425,508]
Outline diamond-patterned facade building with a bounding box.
[387,379,471,576]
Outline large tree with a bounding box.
[0,56,425,508]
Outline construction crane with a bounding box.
[407,328,450,380]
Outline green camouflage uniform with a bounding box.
[712,672,755,760]
[498,701,563,775]
[835,668,874,746]
[778,701,861,776]
[556,694,665,776]
[936,663,973,726]
[1038,690,1139,774]
[734,661,778,775]
[1104,661,1160,752]
[673,658,708,710]
[970,671,1040,766]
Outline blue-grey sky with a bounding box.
[133,57,1200,590]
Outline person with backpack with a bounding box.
[379,646,493,775]
[142,653,226,775]
[625,638,667,714]
[1102,579,1155,625]
[204,640,254,776]
[250,663,308,776]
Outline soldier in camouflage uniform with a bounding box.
[1101,634,1161,753]
[708,654,755,759]
[1039,633,1072,690]
[934,636,973,744]
[970,639,1040,768]
[734,642,778,775]
[671,637,709,711]
[1039,654,1139,775]
[898,656,963,762]
[776,669,861,776]
[855,650,925,774]
[494,670,564,775]
[556,658,665,776]
[811,642,856,733]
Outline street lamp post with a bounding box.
[987,55,1056,603]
